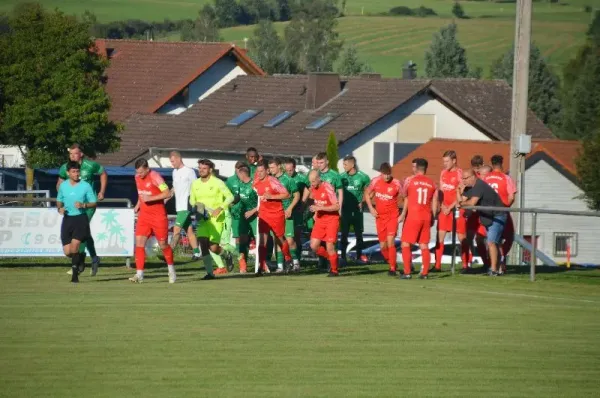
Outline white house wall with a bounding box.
[148,152,241,178]
[0,146,25,167]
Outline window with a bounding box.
[227,110,262,127]
[553,233,578,257]
[264,111,296,128]
[372,142,390,170]
[305,113,338,130]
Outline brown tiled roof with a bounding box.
[391,138,581,182]
[98,75,554,166]
[96,39,265,121]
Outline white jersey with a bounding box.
[172,166,197,212]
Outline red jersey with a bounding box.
[483,171,516,207]
[403,175,415,195]
[310,181,339,221]
[405,174,436,221]
[368,175,402,216]
[135,170,168,217]
[253,176,288,217]
[440,168,462,206]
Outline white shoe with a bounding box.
[90,257,100,276]
[67,269,73,275]
[168,271,176,284]
[129,274,143,283]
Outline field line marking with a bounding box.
[432,285,600,304]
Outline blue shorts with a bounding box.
[486,214,507,244]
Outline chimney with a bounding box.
[305,72,341,110]
[359,73,381,79]
[402,61,417,79]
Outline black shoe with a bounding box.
[460,268,471,275]
[399,274,412,280]
[430,268,441,273]
[410,265,415,273]
[418,274,429,280]
[71,266,79,283]
[327,272,339,277]
[487,270,499,277]
[224,252,235,272]
[201,273,216,280]
[388,270,397,277]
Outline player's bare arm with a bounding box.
[263,191,289,201]
[285,191,301,219]
[56,200,66,215]
[245,207,258,219]
[56,178,65,193]
[133,201,140,213]
[74,200,97,209]
[399,197,408,222]
[432,189,440,216]
[141,187,170,203]
[360,187,368,210]
[98,170,108,201]
[459,196,479,207]
[365,187,378,218]
[310,201,339,213]
[337,188,343,213]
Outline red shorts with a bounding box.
[311,218,339,243]
[376,214,399,242]
[437,208,466,234]
[258,214,285,237]
[136,216,168,241]
[477,214,514,239]
[466,212,480,233]
[401,217,431,244]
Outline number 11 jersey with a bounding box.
[405,174,436,221]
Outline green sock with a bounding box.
[291,248,298,261]
[211,251,225,269]
[235,243,240,255]
[239,243,248,259]
[193,247,200,254]
[78,242,87,254]
[203,255,214,275]
[276,251,284,265]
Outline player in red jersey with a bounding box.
[402,158,419,195]
[400,158,438,279]
[365,163,403,275]
[307,170,341,277]
[435,150,468,271]
[130,158,175,283]
[253,160,292,275]
[483,155,516,273]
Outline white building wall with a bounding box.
[522,160,599,265]
[0,146,25,167]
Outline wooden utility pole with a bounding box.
[509,0,532,266]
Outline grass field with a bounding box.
[1,258,599,397]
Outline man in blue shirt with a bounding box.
[57,161,97,283]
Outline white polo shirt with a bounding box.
[172,165,197,212]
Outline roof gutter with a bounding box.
[149,147,313,160]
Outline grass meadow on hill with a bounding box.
[0,258,599,397]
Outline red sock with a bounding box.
[422,248,431,275]
[135,246,145,271]
[381,247,389,261]
[316,246,328,258]
[329,254,338,273]
[281,240,292,261]
[461,241,470,269]
[435,242,444,270]
[388,245,397,272]
[401,246,412,275]
[162,246,174,265]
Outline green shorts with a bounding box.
[85,207,96,221]
[284,219,295,238]
[175,210,192,230]
[340,209,363,234]
[196,219,224,244]
[232,216,258,238]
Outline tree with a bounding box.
[337,45,374,76]
[284,0,343,73]
[239,0,279,25]
[325,131,339,172]
[0,3,120,183]
[181,4,221,42]
[490,44,562,129]
[452,2,466,19]
[214,0,239,28]
[575,130,600,210]
[587,10,600,44]
[248,20,291,74]
[424,23,474,78]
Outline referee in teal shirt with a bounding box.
[57,161,97,283]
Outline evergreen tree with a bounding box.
[337,45,374,76]
[248,20,291,74]
[490,44,562,128]
[424,23,473,78]
[325,132,339,172]
[214,0,239,28]
[576,129,600,210]
[182,4,222,42]
[452,2,466,19]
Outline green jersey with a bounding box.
[319,169,343,190]
[238,179,258,214]
[341,170,371,210]
[290,172,309,209]
[225,174,243,219]
[249,163,257,178]
[277,173,298,211]
[58,158,104,195]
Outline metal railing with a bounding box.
[456,205,600,281]
[0,190,51,207]
[0,196,132,208]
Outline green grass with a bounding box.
[1,258,599,397]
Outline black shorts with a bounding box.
[61,214,91,246]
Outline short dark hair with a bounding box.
[379,162,392,174]
[415,158,428,171]
[343,155,356,164]
[443,150,457,160]
[134,158,149,169]
[491,155,504,167]
[69,143,83,151]
[67,161,80,171]
[471,155,484,167]
[315,152,327,160]
[234,161,246,170]
[268,157,282,166]
[411,158,419,164]
[198,159,215,169]
[238,165,250,175]
[284,157,296,167]
[256,159,268,169]
[246,147,258,155]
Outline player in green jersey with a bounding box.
[340,155,371,264]
[269,158,300,272]
[284,157,309,265]
[231,164,258,273]
[246,147,259,178]
[226,161,247,271]
[57,144,107,277]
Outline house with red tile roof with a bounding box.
[390,138,599,265]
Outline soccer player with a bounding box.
[403,158,419,189]
[269,158,301,272]
[400,158,438,279]
[168,151,200,259]
[130,159,175,283]
[307,170,341,277]
[226,161,249,269]
[253,160,292,275]
[189,159,234,279]
[232,165,258,273]
[340,155,371,264]
[459,168,507,276]
[57,143,106,276]
[315,152,343,209]
[483,155,516,273]
[57,161,97,283]
[365,162,403,275]
[284,157,309,265]
[435,150,467,271]
[246,147,259,177]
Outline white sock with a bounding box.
[168,264,175,273]
[277,263,283,269]
[293,259,299,266]
[136,270,144,278]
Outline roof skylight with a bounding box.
[263,111,296,128]
[227,109,262,126]
[305,113,339,130]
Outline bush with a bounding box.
[415,6,437,17]
[388,5,437,17]
[452,2,467,19]
[389,6,414,16]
